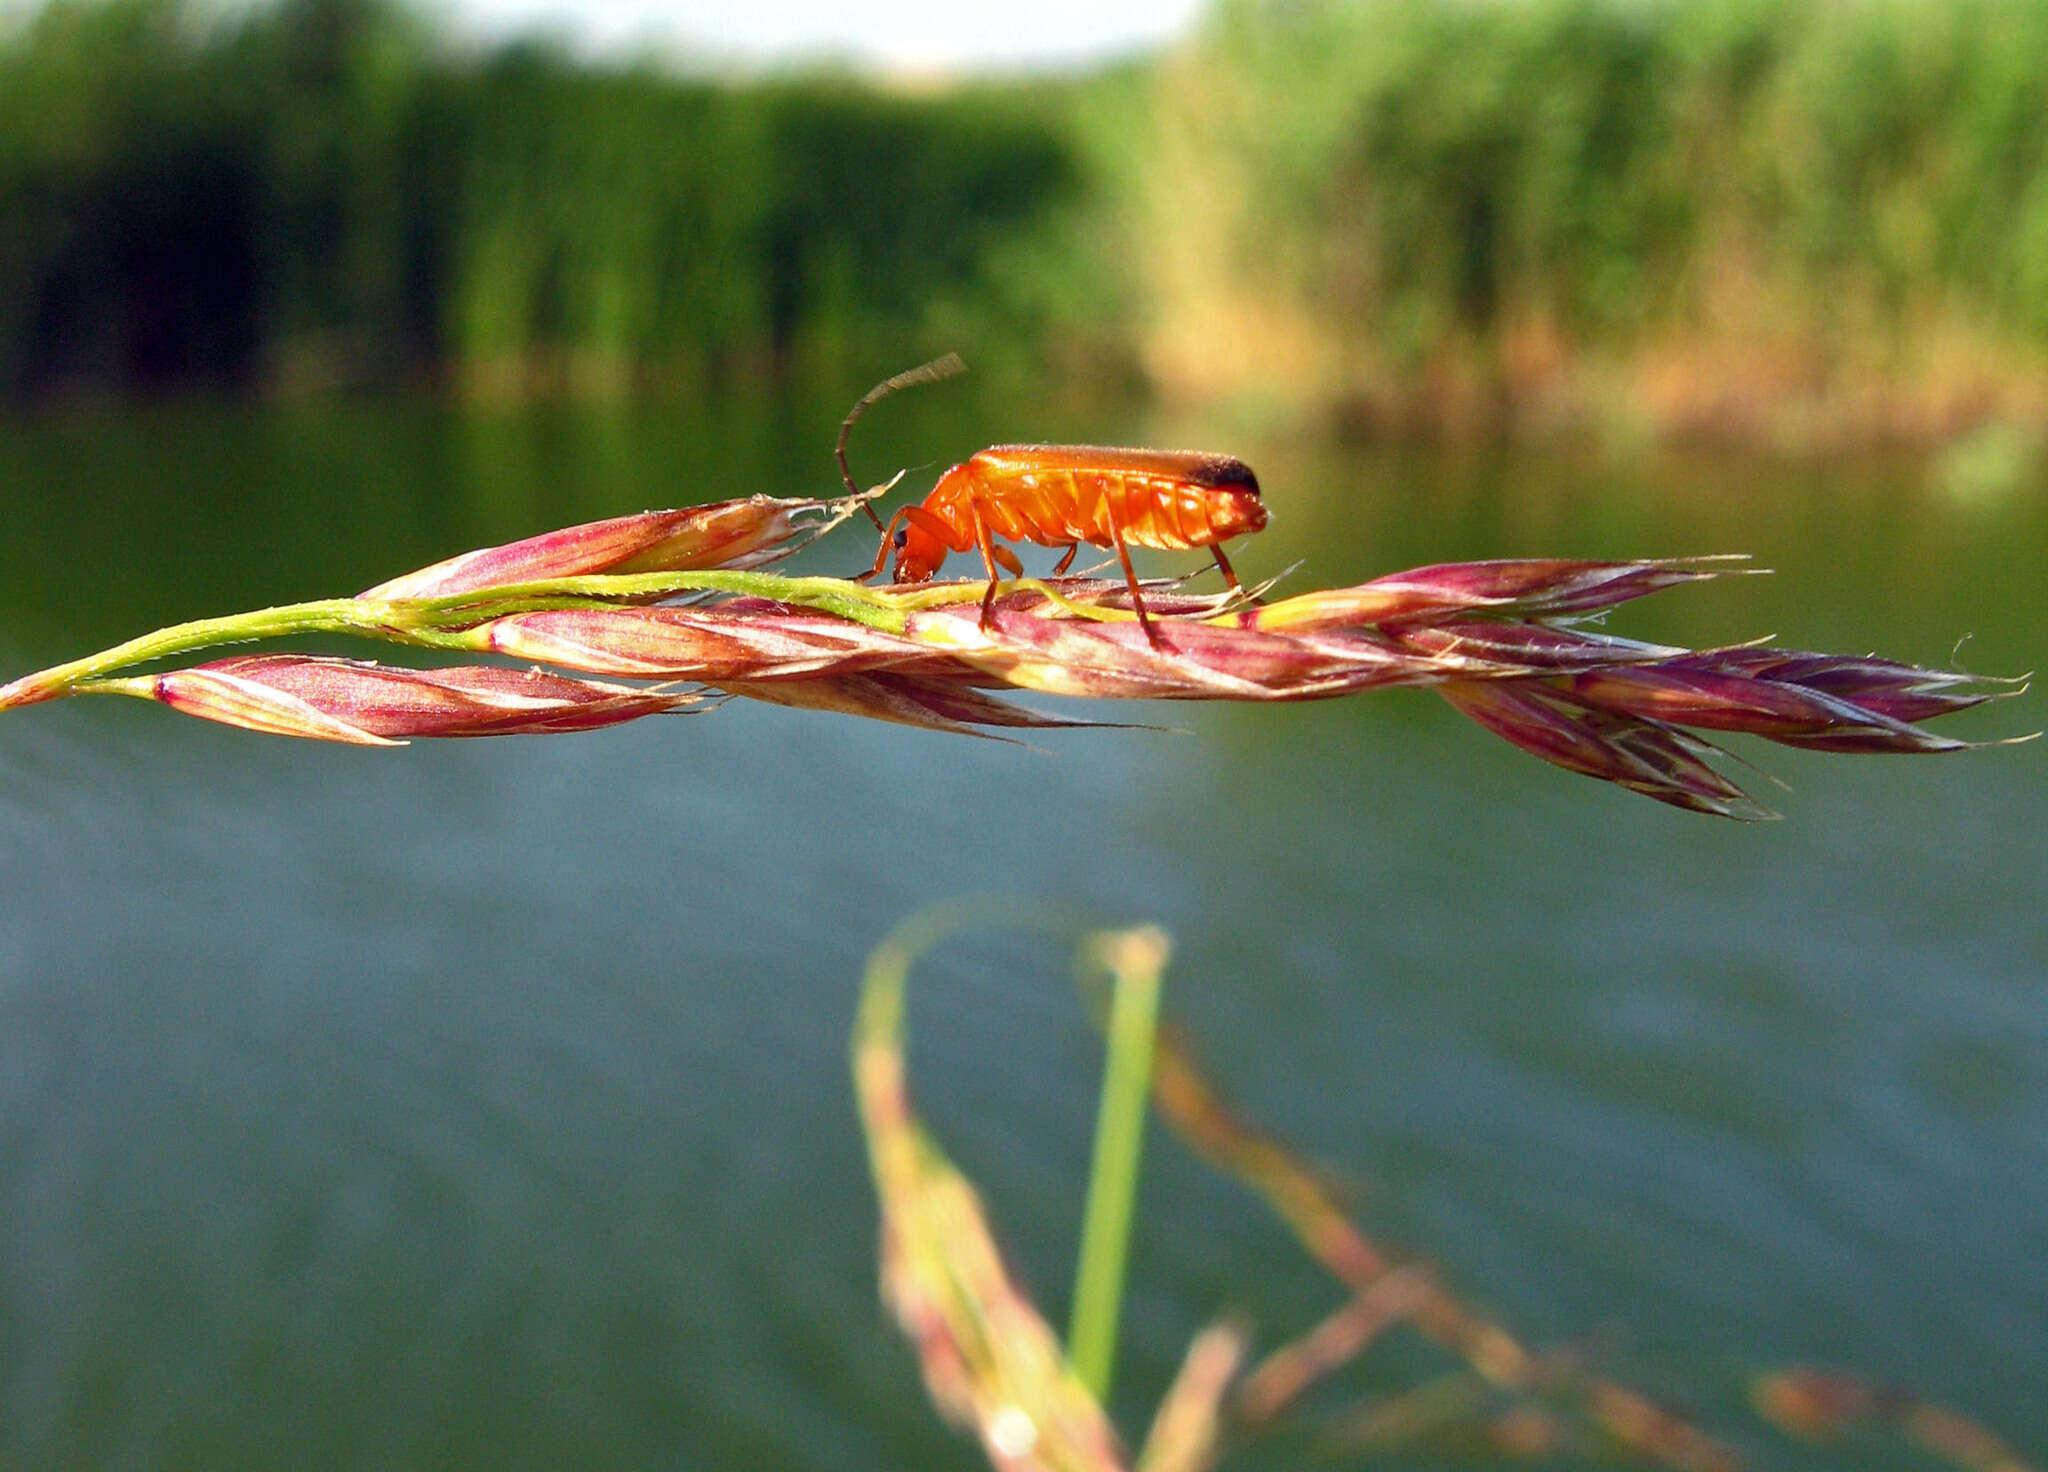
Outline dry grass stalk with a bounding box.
[1132,1321,1249,1472]
[1143,1016,2039,1472]
[1145,1022,1749,1469]
[1232,1268,1434,1424]
[1755,1368,2040,1472]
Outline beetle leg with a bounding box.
[1210,543,1250,597]
[1101,501,1162,649]
[861,506,913,581]
[969,501,1009,631]
[1052,543,1078,576]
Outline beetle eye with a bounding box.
[892,527,909,549]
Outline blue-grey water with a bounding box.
[0,393,2042,1469]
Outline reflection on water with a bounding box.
[1,397,2042,1468]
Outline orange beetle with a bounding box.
[870,445,1266,643]
[835,357,1267,644]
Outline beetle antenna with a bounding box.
[837,353,967,529]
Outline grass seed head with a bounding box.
[361,496,842,599]
[481,605,929,681]
[134,656,695,743]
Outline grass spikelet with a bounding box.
[79,656,699,743]
[472,604,930,681]
[1437,679,1779,819]
[361,494,867,599]
[1243,556,1754,632]
[720,673,1089,739]
[1570,651,2023,751]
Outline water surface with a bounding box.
[1,396,2041,1468]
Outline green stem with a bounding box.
[0,570,922,711]
[0,597,406,709]
[1069,927,1170,1402]
[416,571,917,632]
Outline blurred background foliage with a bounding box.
[5,0,2048,448]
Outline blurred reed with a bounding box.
[1128,0,2048,447]
[0,0,1095,399]
[10,0,2048,450]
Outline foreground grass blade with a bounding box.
[856,918,1131,1472]
[854,913,1244,1472]
[1068,928,1169,1402]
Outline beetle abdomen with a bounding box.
[961,446,1264,551]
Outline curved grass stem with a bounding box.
[0,570,926,711]
[0,597,402,709]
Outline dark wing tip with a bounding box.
[1185,453,1260,496]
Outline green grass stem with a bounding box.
[1068,927,1170,1402]
[0,597,400,710]
[0,570,923,711]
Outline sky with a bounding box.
[432,0,1207,72]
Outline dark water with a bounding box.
[0,395,2042,1469]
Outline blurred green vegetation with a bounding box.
[6,0,2048,448]
[1134,0,2048,446]
[0,0,1109,401]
